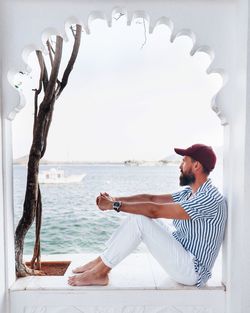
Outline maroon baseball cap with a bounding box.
[174,144,216,172]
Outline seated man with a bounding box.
[68,144,227,287]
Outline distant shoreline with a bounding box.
[13,155,181,166]
[13,160,124,166]
[13,160,179,166]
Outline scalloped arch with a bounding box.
[7,8,227,125]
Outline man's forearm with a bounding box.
[115,194,173,204]
[117,201,189,220]
[115,194,155,203]
[97,194,189,219]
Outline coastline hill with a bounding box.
[13,155,51,165]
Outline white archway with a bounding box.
[11,15,224,260]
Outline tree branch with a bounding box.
[42,36,63,106]
[33,51,48,135]
[70,25,76,39]
[113,13,125,20]
[36,50,48,91]
[46,41,62,88]
[46,40,54,67]
[140,18,147,50]
[57,24,82,97]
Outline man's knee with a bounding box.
[127,214,154,228]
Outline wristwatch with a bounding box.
[113,201,122,212]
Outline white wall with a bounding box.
[241,2,250,312]
[0,91,7,313]
[222,1,250,312]
[0,1,7,310]
[1,3,16,312]
[0,169,6,313]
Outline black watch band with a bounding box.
[113,201,122,212]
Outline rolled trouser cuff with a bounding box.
[100,253,114,269]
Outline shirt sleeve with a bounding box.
[172,188,190,202]
[178,191,218,221]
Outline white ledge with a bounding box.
[10,253,224,291]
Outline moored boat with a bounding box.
[38,168,86,184]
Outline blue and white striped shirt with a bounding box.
[172,179,227,287]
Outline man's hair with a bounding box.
[202,166,211,175]
[190,157,210,175]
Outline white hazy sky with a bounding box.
[12,16,223,162]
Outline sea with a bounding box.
[13,163,222,255]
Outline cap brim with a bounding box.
[174,148,187,156]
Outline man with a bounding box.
[68,144,227,287]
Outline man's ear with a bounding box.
[193,161,202,172]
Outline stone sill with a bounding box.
[10,253,224,291]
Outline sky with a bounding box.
[12,16,223,162]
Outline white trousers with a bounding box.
[100,214,198,286]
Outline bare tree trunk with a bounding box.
[15,25,82,277]
[30,185,42,270]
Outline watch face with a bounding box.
[113,201,121,212]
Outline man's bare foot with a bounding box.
[69,260,111,286]
[68,269,109,286]
[72,257,102,274]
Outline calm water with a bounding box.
[13,163,222,255]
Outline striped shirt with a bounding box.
[172,179,227,287]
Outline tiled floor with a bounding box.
[11,253,223,291]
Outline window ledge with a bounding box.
[10,253,224,291]
[9,254,225,313]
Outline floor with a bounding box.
[10,253,224,291]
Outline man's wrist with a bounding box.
[113,201,122,212]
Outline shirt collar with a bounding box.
[195,178,212,194]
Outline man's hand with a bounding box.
[96,192,115,205]
[102,192,115,202]
[96,193,113,211]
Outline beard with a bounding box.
[179,170,196,186]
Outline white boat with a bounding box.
[38,168,86,184]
